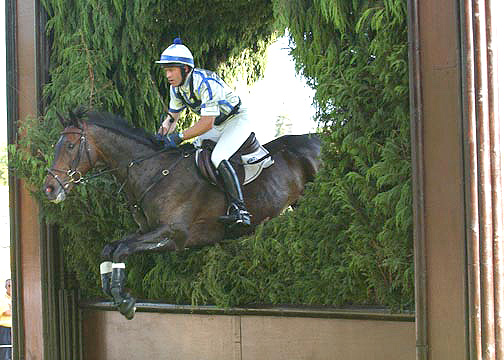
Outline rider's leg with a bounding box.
[217,159,251,225]
[192,126,221,147]
[210,109,252,226]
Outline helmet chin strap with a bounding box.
[180,65,189,85]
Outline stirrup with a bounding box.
[219,203,251,226]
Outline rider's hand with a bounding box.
[155,132,184,149]
[158,115,175,135]
[168,132,184,145]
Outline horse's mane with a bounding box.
[69,108,161,149]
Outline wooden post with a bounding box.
[409,0,504,359]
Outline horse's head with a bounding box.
[43,110,98,203]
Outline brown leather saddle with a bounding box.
[195,132,274,187]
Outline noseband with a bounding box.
[46,127,93,193]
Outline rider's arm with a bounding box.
[182,116,215,140]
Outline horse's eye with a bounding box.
[68,143,75,150]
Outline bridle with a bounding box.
[46,127,93,193]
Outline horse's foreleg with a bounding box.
[100,232,142,298]
[98,261,136,319]
[100,261,113,297]
[101,225,186,320]
[111,224,183,262]
[101,232,143,260]
[110,262,136,320]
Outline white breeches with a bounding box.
[194,108,252,168]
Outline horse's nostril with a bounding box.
[45,185,54,195]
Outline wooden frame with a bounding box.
[8,0,504,359]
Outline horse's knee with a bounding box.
[102,242,119,260]
[103,233,139,260]
[112,243,131,263]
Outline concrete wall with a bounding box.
[82,310,415,360]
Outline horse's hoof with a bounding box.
[122,305,136,320]
[118,296,136,320]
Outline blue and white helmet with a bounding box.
[156,38,194,68]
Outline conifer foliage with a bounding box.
[272,0,413,307]
[41,0,274,130]
[11,0,413,309]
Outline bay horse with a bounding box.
[43,109,321,319]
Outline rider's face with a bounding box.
[164,66,183,86]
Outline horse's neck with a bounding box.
[89,125,190,205]
[90,126,157,178]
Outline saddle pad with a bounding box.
[195,132,273,186]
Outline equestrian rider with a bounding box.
[156,38,252,227]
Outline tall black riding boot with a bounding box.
[217,160,251,226]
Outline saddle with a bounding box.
[195,132,274,187]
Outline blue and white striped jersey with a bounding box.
[169,68,241,118]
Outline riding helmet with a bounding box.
[156,38,194,68]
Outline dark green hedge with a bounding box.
[11,0,413,310]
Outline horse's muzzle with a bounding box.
[43,180,67,203]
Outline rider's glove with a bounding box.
[170,132,184,145]
[155,132,184,149]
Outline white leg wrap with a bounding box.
[112,262,126,269]
[100,261,113,274]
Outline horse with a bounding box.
[43,109,322,319]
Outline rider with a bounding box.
[156,38,251,227]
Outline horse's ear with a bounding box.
[68,107,87,129]
[56,111,67,128]
[68,109,75,127]
[68,109,80,128]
